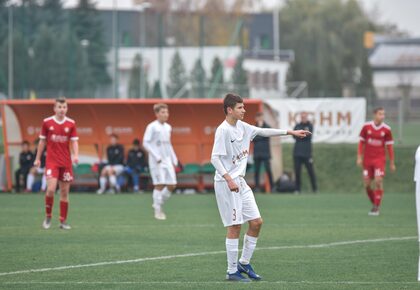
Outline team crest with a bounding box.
[367,130,371,135]
[64,127,69,133]
[49,126,54,131]
[380,131,385,136]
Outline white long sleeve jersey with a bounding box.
[143,120,178,168]
[211,120,287,182]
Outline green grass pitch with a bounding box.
[0,192,418,289]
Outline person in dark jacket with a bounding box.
[293,111,317,193]
[26,138,47,192]
[252,112,274,192]
[15,141,34,192]
[97,134,125,194]
[124,139,147,192]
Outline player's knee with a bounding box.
[46,188,55,197]
[250,218,263,229]
[167,185,176,192]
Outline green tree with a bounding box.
[190,59,206,98]
[152,80,162,98]
[280,0,373,97]
[231,55,249,97]
[71,0,110,87]
[168,51,188,98]
[128,54,149,99]
[209,56,224,98]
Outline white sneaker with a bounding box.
[59,222,72,230]
[96,188,105,195]
[42,217,52,229]
[368,210,380,216]
[154,210,166,220]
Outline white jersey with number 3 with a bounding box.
[211,120,259,181]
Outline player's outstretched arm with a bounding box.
[34,139,46,168]
[255,127,311,138]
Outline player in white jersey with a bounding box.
[211,93,310,282]
[143,103,178,220]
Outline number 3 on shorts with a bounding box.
[233,209,237,221]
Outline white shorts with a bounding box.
[214,176,261,227]
[150,164,177,185]
[104,164,124,175]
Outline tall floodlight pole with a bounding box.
[112,0,119,98]
[8,5,14,99]
[273,4,280,61]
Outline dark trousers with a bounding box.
[254,157,273,191]
[294,156,317,192]
[15,168,29,192]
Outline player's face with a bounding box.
[374,110,385,124]
[156,108,169,123]
[54,102,68,119]
[229,103,245,120]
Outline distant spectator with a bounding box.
[293,111,317,193]
[252,112,274,192]
[15,141,34,192]
[123,139,147,193]
[97,134,125,194]
[26,138,47,192]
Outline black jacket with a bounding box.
[127,148,147,170]
[19,151,34,172]
[253,122,271,159]
[293,122,313,158]
[107,144,125,165]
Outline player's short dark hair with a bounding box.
[223,93,243,115]
[22,140,30,146]
[132,138,140,146]
[110,134,118,139]
[153,103,168,113]
[373,107,385,114]
[55,96,67,104]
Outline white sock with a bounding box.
[152,188,163,211]
[41,175,47,191]
[99,176,107,190]
[239,235,258,265]
[109,175,117,188]
[162,187,172,201]
[226,238,239,274]
[26,174,34,190]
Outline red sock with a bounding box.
[366,188,374,204]
[60,201,68,223]
[45,196,54,218]
[373,189,384,207]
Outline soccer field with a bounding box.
[0,192,418,290]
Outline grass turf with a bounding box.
[0,192,418,290]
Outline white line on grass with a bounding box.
[1,281,419,285]
[0,236,415,277]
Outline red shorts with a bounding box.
[363,159,385,179]
[45,164,74,182]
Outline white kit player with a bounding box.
[143,103,178,220]
[211,93,310,282]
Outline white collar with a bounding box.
[53,116,66,125]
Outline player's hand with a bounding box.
[73,156,79,165]
[291,130,311,139]
[33,159,40,168]
[390,162,396,172]
[356,156,363,168]
[227,179,239,193]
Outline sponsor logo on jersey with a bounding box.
[50,134,69,143]
[232,149,249,165]
[367,138,382,146]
